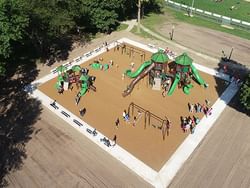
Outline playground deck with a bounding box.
[38,41,227,171]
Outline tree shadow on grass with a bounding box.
[0,51,42,186]
[45,33,92,66]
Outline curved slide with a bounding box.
[190,64,206,86]
[123,63,155,97]
[125,60,152,78]
[79,82,88,96]
[167,73,180,96]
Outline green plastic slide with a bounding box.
[190,64,206,86]
[55,81,61,89]
[168,73,181,96]
[183,84,194,95]
[79,87,87,96]
[79,82,88,96]
[58,75,64,82]
[125,60,152,78]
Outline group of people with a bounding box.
[230,74,242,86]
[181,116,200,134]
[115,110,143,129]
[164,47,177,58]
[182,100,213,133]
[115,110,129,129]
[188,100,212,117]
[219,65,242,86]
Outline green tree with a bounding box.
[83,0,124,32]
[26,0,79,57]
[136,0,165,33]
[0,0,29,75]
[240,73,250,110]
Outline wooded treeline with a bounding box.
[0,0,164,75]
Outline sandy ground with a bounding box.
[39,44,226,171]
[6,18,250,187]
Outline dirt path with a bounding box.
[157,21,250,68]
[6,108,152,188]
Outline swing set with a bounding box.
[114,42,146,63]
[127,102,169,140]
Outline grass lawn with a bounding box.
[116,23,129,31]
[141,7,250,40]
[170,0,250,22]
[130,25,158,39]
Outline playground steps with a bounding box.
[152,78,161,91]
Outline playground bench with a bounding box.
[50,103,59,110]
[73,56,81,62]
[61,110,70,118]
[94,47,102,53]
[86,128,98,136]
[148,44,155,48]
[73,119,83,127]
[85,52,92,57]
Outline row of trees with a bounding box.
[0,0,164,75]
[240,73,250,111]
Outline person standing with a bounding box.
[166,118,171,136]
[115,118,120,129]
[190,104,194,113]
[132,116,137,127]
[123,110,129,122]
[188,103,191,112]
[79,108,86,117]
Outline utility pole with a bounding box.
[228,47,234,61]
[137,0,141,33]
[169,25,175,40]
[190,0,195,17]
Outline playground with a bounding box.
[38,40,227,171]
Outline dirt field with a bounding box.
[39,44,226,171]
[5,108,151,188]
[157,22,250,68]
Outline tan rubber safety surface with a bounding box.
[39,44,227,171]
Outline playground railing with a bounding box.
[50,40,121,74]
[165,0,250,31]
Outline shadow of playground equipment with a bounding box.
[0,56,42,187]
[215,57,250,116]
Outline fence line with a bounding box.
[165,0,250,31]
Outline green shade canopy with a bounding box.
[79,74,89,81]
[71,65,81,72]
[56,65,67,74]
[151,50,169,63]
[175,52,193,66]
